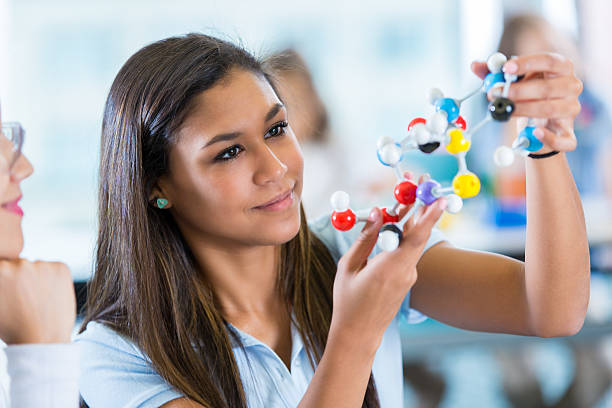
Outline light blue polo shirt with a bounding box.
[76,214,445,408]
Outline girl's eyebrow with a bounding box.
[204,131,241,148]
[264,103,284,122]
[203,103,285,148]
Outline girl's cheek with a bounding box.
[0,174,8,196]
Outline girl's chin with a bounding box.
[253,217,301,246]
[0,230,24,259]
[0,246,23,260]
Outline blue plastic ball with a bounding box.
[434,98,460,122]
[519,126,544,152]
[484,72,505,92]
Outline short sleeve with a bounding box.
[308,212,447,323]
[76,322,183,408]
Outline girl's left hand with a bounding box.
[471,53,583,153]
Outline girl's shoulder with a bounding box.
[76,321,145,360]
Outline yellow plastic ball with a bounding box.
[445,129,471,154]
[452,173,481,198]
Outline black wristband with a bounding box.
[528,150,560,159]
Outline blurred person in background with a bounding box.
[0,109,79,407]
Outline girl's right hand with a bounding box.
[329,200,446,352]
[0,259,76,344]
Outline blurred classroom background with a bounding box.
[1,0,611,406]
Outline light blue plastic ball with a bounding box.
[434,98,460,122]
[519,126,544,152]
[484,72,505,92]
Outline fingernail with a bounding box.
[534,128,544,139]
[503,61,518,74]
[368,208,378,222]
[438,198,448,211]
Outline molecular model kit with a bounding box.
[330,52,546,252]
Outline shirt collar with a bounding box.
[226,316,306,364]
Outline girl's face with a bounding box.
[0,127,33,259]
[158,68,304,249]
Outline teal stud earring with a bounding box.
[156,198,168,209]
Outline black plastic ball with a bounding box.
[418,142,441,153]
[488,97,515,122]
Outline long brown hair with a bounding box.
[81,33,379,407]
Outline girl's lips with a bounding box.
[1,197,24,217]
[254,190,294,211]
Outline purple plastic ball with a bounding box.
[416,180,440,206]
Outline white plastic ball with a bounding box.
[378,230,400,252]
[413,123,430,145]
[330,191,350,212]
[487,52,507,73]
[445,194,463,214]
[379,143,402,166]
[428,111,448,135]
[427,87,444,105]
[377,136,395,150]
[494,146,515,167]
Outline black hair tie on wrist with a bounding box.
[528,150,560,159]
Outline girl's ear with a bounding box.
[149,182,172,210]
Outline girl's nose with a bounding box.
[10,153,34,182]
[253,145,288,186]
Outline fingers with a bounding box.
[470,61,489,80]
[397,203,412,220]
[533,125,577,152]
[400,198,446,252]
[513,98,581,119]
[402,171,413,180]
[505,76,583,101]
[338,207,383,272]
[397,173,429,221]
[503,53,574,77]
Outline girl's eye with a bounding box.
[265,121,288,139]
[215,145,244,161]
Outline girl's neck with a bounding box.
[190,239,284,318]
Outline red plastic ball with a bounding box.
[455,115,467,130]
[407,117,427,131]
[394,180,418,205]
[331,209,356,231]
[381,208,399,224]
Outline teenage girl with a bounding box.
[78,34,588,408]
